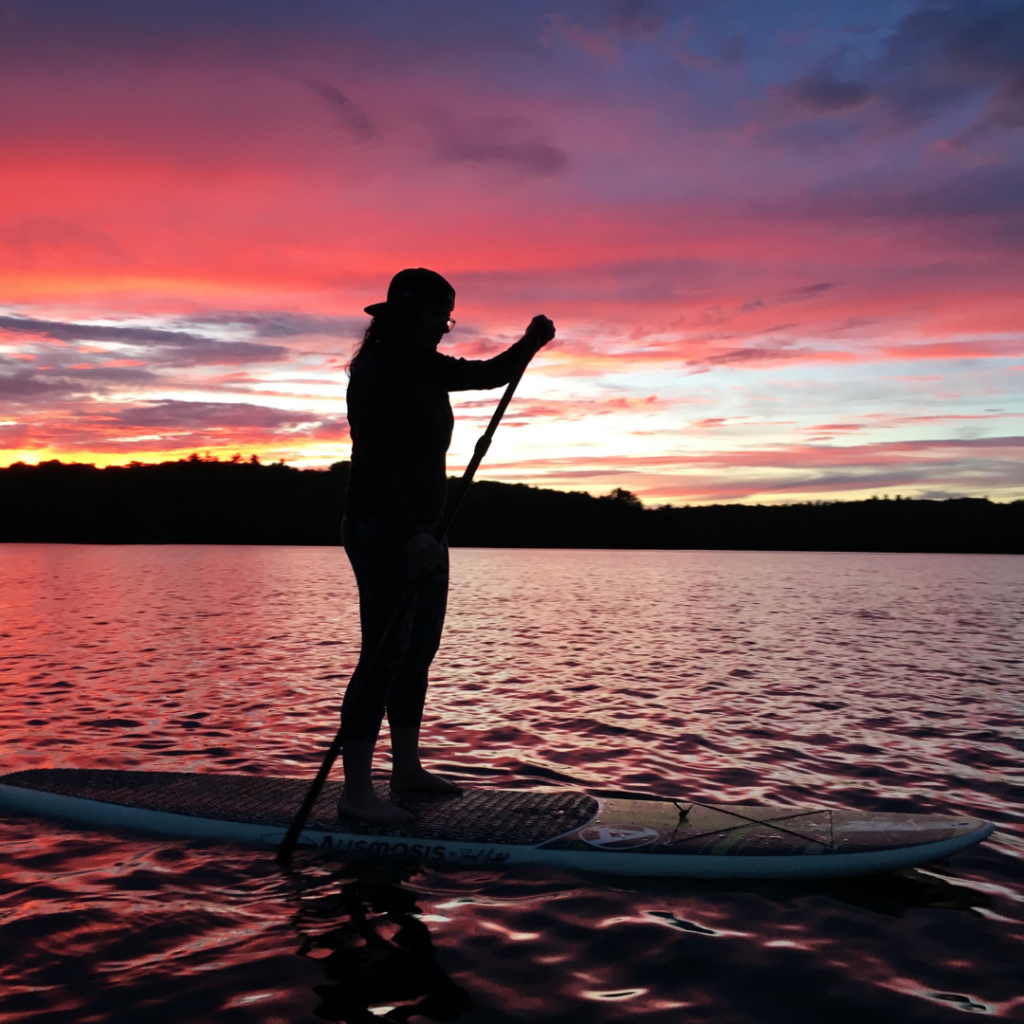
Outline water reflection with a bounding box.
[288,855,994,1024]
[293,860,473,1023]
[597,866,994,918]
[820,868,996,917]
[1,545,1021,1021]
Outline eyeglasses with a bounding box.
[445,317,456,332]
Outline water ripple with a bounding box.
[1,544,1022,1022]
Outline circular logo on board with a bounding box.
[579,825,661,850]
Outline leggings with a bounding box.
[340,516,449,744]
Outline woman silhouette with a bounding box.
[340,268,554,823]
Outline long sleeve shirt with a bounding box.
[345,337,536,539]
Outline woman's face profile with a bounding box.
[412,300,456,351]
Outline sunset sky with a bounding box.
[1,0,1022,504]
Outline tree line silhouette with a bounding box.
[1,456,1020,553]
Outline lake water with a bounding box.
[1,544,1022,1022]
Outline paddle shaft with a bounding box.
[277,343,537,864]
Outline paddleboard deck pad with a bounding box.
[0,769,993,879]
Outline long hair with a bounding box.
[349,307,421,372]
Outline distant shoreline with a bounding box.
[1,458,1021,554]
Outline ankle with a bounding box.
[342,780,377,803]
[389,726,422,773]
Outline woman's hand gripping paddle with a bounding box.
[277,317,553,865]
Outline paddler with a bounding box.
[339,268,555,823]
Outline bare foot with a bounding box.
[337,791,413,825]
[391,766,464,795]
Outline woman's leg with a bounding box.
[385,542,461,793]
[338,517,417,823]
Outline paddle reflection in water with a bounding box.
[292,859,474,1023]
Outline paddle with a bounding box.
[277,327,546,865]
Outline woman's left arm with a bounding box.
[436,315,555,391]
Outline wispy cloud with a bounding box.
[298,80,376,143]
[427,109,568,176]
[772,0,1024,140]
[0,315,288,366]
[179,311,364,339]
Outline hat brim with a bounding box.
[363,302,389,316]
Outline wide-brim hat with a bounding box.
[364,267,456,316]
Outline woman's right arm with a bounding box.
[436,315,555,392]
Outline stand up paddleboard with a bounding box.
[0,769,993,879]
